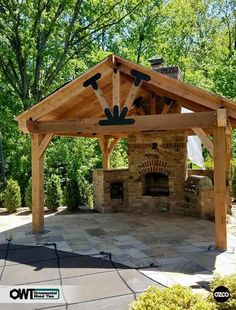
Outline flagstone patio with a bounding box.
[0,208,236,309]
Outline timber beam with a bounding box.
[192,128,213,156]
[24,110,227,134]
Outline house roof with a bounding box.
[17,54,236,132]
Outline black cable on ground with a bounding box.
[42,243,69,310]
[99,251,167,293]
[0,238,11,282]
[100,251,137,299]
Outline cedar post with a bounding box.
[213,126,227,250]
[31,133,53,233]
[99,136,110,170]
[225,126,231,214]
[99,136,119,170]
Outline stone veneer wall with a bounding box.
[93,169,128,212]
[184,188,214,219]
[127,131,187,213]
[184,187,231,219]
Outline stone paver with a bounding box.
[0,207,236,309]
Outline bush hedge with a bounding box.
[64,176,93,212]
[45,174,62,211]
[64,178,80,212]
[129,285,214,310]
[129,274,236,310]
[2,178,21,212]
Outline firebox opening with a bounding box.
[143,173,169,196]
[110,182,124,200]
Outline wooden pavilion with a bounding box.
[17,54,236,250]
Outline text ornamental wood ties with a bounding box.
[83,69,150,126]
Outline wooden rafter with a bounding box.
[123,82,142,111]
[93,85,110,111]
[161,104,171,114]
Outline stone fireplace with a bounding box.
[93,130,188,213]
[127,131,187,213]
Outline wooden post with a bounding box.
[213,127,227,250]
[99,136,119,170]
[225,126,231,215]
[31,133,53,233]
[225,126,231,187]
[99,136,110,170]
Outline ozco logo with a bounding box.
[213,286,230,303]
[10,289,34,300]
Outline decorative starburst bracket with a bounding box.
[83,68,150,126]
[98,105,135,126]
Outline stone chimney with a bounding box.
[148,56,182,80]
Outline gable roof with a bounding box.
[17,54,236,128]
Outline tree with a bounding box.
[45,174,62,211]
[0,0,143,108]
[0,130,6,190]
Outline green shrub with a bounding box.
[64,178,80,212]
[78,177,93,209]
[129,285,214,310]
[25,177,32,210]
[45,174,62,211]
[64,176,93,212]
[208,273,236,309]
[2,178,21,212]
[130,274,236,310]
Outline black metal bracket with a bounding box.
[130,69,151,86]
[133,96,143,108]
[98,105,135,126]
[83,73,102,90]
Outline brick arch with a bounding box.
[138,160,170,176]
